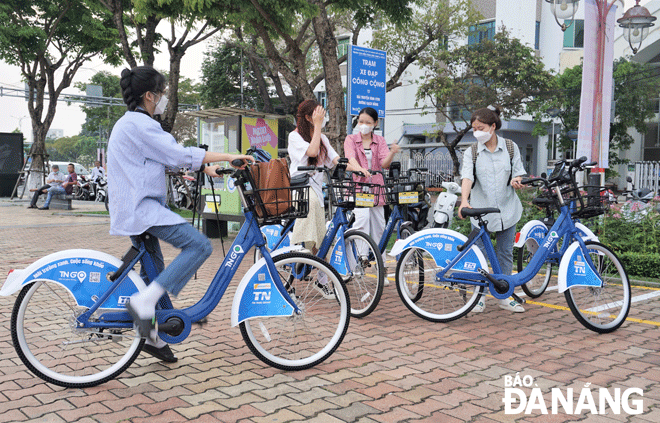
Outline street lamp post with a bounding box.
[618,0,657,54]
[546,0,656,179]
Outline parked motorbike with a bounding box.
[432,179,460,228]
[625,176,654,202]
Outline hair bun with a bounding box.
[121,68,132,78]
[487,105,502,116]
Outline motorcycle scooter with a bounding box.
[431,179,461,228]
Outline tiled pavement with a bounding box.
[1,198,659,423]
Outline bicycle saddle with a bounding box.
[460,207,500,218]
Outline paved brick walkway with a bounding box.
[1,198,659,422]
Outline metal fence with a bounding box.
[633,161,660,194]
[393,149,462,186]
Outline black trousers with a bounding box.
[30,185,51,206]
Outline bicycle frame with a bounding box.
[437,203,601,300]
[77,209,302,339]
[377,204,407,254]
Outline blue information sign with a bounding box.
[348,45,386,118]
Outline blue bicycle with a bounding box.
[258,160,385,318]
[390,157,631,333]
[2,163,350,387]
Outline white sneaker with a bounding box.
[498,299,525,313]
[472,300,485,313]
[313,273,335,299]
[384,278,390,286]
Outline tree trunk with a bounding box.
[161,50,184,133]
[311,2,345,153]
[247,54,274,113]
[101,0,137,68]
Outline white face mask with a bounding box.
[154,94,168,115]
[473,129,492,145]
[358,124,373,135]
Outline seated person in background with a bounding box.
[36,163,77,210]
[28,164,66,209]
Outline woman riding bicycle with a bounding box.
[108,66,254,359]
[288,99,363,254]
[344,107,400,264]
[458,105,527,313]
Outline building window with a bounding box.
[563,20,584,48]
[535,21,541,50]
[316,91,327,109]
[337,38,349,58]
[468,21,495,45]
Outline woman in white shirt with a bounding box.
[288,100,365,253]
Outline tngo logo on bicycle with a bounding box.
[59,270,87,283]
[225,245,245,268]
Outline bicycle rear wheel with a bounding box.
[518,242,553,298]
[343,229,385,318]
[11,281,143,388]
[395,248,483,322]
[564,241,631,333]
[240,252,350,371]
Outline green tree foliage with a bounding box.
[200,43,265,110]
[370,0,480,93]
[46,135,98,165]
[416,27,556,175]
[531,58,659,171]
[0,0,122,176]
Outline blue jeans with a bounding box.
[43,186,65,207]
[473,224,517,276]
[130,223,212,296]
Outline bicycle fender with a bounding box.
[231,256,295,327]
[0,249,146,310]
[558,242,603,293]
[389,228,488,272]
[575,222,599,242]
[260,224,290,250]
[329,225,350,276]
[513,220,548,248]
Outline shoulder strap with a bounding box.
[471,139,516,188]
[506,139,514,185]
[471,144,478,189]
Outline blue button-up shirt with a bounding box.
[107,111,206,236]
[460,136,527,232]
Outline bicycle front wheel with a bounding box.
[564,241,631,333]
[11,281,143,388]
[396,248,484,322]
[240,252,350,371]
[343,229,385,318]
[518,242,553,298]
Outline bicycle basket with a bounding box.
[574,187,609,219]
[245,185,310,225]
[329,179,382,209]
[384,178,425,206]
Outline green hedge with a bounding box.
[617,251,660,280]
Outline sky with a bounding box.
[0,30,212,143]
